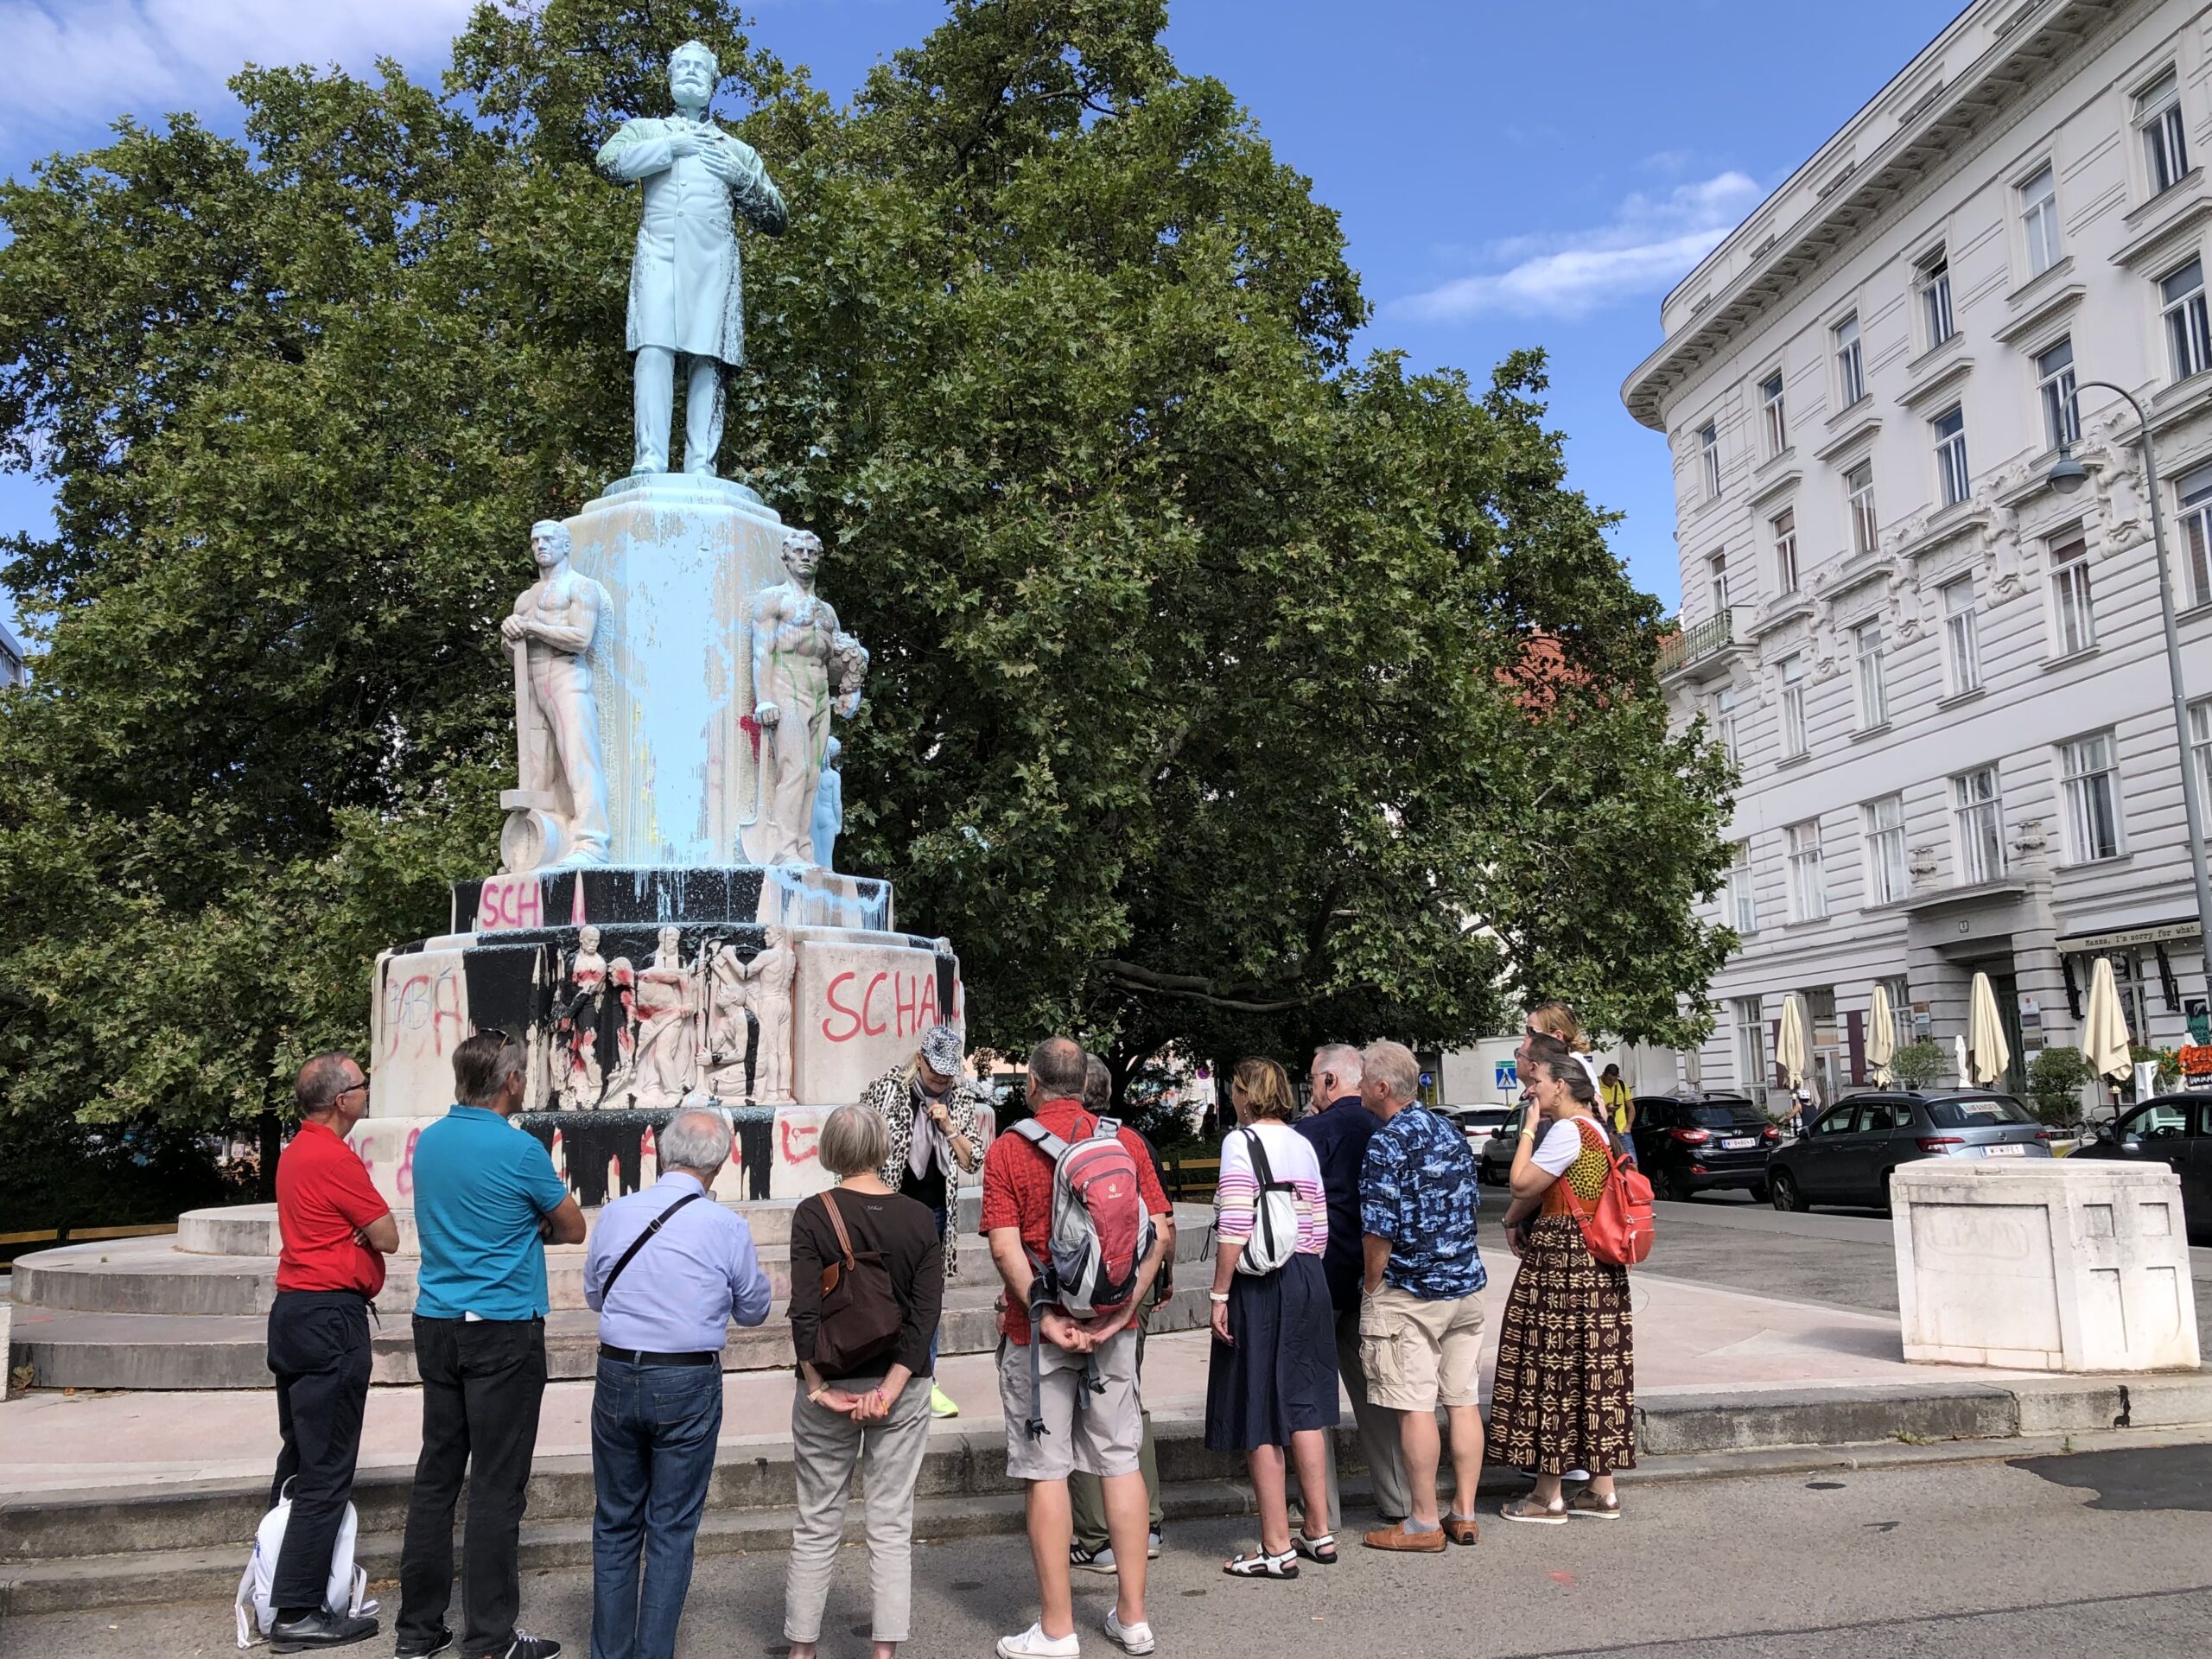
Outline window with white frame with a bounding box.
[1779,653,1808,759]
[1725,841,1757,934]
[2163,258,2211,381]
[1952,766,2005,886]
[1853,620,1889,729]
[1834,314,1865,406]
[2139,70,2190,194]
[1916,250,1955,348]
[1942,576,1980,696]
[1707,550,1729,616]
[2036,337,2079,451]
[2059,730,2123,862]
[1785,819,1828,921]
[2178,463,2212,609]
[1877,975,1914,1053]
[1761,372,1788,457]
[1846,461,1878,555]
[1772,507,1799,594]
[1700,421,1720,499]
[2104,950,2150,1038]
[2020,162,2062,276]
[1863,794,1907,906]
[2048,535,2095,656]
[1933,404,1970,507]
[1733,995,1770,1092]
[1713,683,1742,766]
[2192,697,2212,823]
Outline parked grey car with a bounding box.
[1766,1090,2053,1213]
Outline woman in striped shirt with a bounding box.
[1204,1057,1341,1579]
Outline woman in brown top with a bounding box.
[784,1104,945,1659]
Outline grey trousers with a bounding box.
[782,1374,934,1644]
[1310,1301,1410,1531]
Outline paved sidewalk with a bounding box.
[0,1268,2057,1497]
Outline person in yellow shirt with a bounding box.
[1599,1065,1637,1163]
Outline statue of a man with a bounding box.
[501,520,613,868]
[700,938,753,1098]
[749,529,866,865]
[629,925,697,1108]
[595,39,787,478]
[740,925,798,1105]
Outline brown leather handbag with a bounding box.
[812,1189,906,1376]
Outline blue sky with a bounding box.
[0,0,1967,630]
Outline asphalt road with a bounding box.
[9,1440,2212,1658]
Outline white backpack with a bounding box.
[233,1479,377,1649]
[1231,1127,1300,1276]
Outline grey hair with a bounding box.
[820,1103,890,1179]
[1361,1040,1421,1104]
[454,1030,526,1107]
[659,1106,733,1174]
[1313,1043,1363,1089]
[531,518,571,553]
[671,39,718,69]
[296,1052,359,1117]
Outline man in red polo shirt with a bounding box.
[983,1037,1170,1659]
[265,1052,400,1651]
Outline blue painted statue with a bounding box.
[595,39,787,477]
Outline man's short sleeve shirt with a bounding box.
[275,1121,391,1297]
[411,1105,570,1320]
[1358,1104,1485,1300]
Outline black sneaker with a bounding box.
[393,1628,452,1659]
[503,1635,563,1659]
[267,1608,379,1653]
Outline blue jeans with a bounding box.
[589,1357,722,1659]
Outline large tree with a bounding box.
[0,0,1732,1148]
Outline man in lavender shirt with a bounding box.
[585,1106,772,1659]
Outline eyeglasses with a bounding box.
[338,1075,372,1100]
[481,1027,518,1051]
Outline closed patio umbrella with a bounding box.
[2081,956,2133,1081]
[1777,992,1813,1091]
[1868,982,1897,1086]
[1967,971,2012,1087]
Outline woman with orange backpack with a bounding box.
[1488,1045,1640,1523]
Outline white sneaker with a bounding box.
[997,1622,1081,1659]
[1103,1610,1156,1656]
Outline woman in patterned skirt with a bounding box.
[1488,1046,1635,1522]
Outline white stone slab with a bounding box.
[1891,1158,2200,1372]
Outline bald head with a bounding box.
[1027,1036,1087,1103]
[296,1052,364,1121]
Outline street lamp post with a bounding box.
[2048,381,2212,1023]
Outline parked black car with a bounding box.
[1478,1103,1526,1185]
[1765,1090,2053,1213]
[2068,1092,2212,1235]
[1627,1093,1777,1202]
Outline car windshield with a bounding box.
[1682,1103,1764,1128]
[1924,1096,2034,1128]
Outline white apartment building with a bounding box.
[1624,0,2212,1105]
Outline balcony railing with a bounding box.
[1656,607,1740,677]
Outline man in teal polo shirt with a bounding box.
[397,1030,586,1659]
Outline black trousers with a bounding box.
[266,1290,373,1610]
[397,1317,549,1659]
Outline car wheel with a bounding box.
[1749,1181,1770,1205]
[1770,1170,1807,1212]
[1649,1165,1678,1202]
[1876,1167,1896,1217]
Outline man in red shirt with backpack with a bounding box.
[983,1037,1171,1659]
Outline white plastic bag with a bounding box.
[233,1478,378,1649]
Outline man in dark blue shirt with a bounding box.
[1295,1043,1408,1532]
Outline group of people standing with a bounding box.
[255,1004,1642,1659]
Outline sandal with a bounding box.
[1293,1530,1337,1565]
[1224,1547,1300,1579]
[1567,1486,1621,1520]
[1442,1512,1480,1545]
[1498,1495,1568,1525]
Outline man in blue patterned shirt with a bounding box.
[1355,1040,1487,1554]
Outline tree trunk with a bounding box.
[257,1110,283,1201]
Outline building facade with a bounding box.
[0,620,21,688]
[1624,0,2212,1106]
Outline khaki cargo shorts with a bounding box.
[1359,1282,1485,1412]
[998,1325,1144,1482]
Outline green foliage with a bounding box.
[2132,1043,2180,1090]
[2025,1046,2098,1127]
[0,0,1733,1140]
[1888,1040,1947,1090]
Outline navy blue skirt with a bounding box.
[1204,1252,1342,1451]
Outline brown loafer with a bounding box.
[1361,1522,1447,1553]
[1442,1513,1479,1545]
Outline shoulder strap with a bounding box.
[601,1188,704,1302]
[1242,1125,1280,1187]
[820,1186,859,1272]
[1012,1119,1070,1161]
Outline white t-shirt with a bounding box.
[1531,1116,1601,1177]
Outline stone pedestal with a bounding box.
[1891,1160,2201,1371]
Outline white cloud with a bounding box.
[0,0,474,139]
[1389,170,1764,324]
